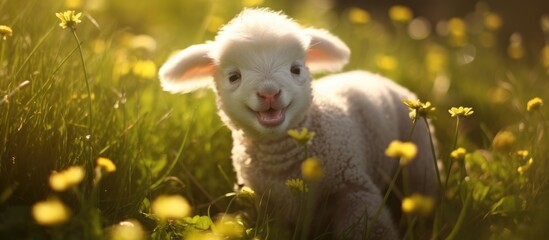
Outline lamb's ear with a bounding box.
[158,43,216,93]
[304,28,350,73]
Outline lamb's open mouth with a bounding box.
[256,107,286,127]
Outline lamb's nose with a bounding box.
[257,89,281,103]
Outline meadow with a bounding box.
[0,0,548,239]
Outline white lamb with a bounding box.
[159,8,437,239]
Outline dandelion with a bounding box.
[288,128,315,145]
[213,215,245,238]
[348,7,370,24]
[526,97,543,112]
[286,178,309,195]
[237,186,255,201]
[492,130,516,150]
[32,198,71,226]
[55,10,82,30]
[402,99,435,122]
[301,157,324,182]
[132,60,157,79]
[151,195,191,220]
[448,106,474,118]
[49,166,85,191]
[0,25,13,40]
[517,158,534,175]
[110,220,144,240]
[514,150,529,159]
[376,54,397,71]
[401,194,434,216]
[97,157,116,173]
[450,147,467,159]
[389,5,413,23]
[385,140,417,166]
[484,13,502,31]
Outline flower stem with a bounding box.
[445,193,472,240]
[445,117,460,188]
[71,29,93,155]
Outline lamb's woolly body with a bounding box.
[159,8,436,240]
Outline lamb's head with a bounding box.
[159,8,350,140]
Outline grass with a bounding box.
[1,0,548,239]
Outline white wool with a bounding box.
[159,8,437,239]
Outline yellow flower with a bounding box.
[213,215,245,238]
[448,106,474,118]
[97,157,116,173]
[401,99,435,121]
[425,44,447,74]
[186,232,222,240]
[237,186,255,201]
[401,194,434,216]
[376,54,397,71]
[484,13,502,31]
[32,198,71,226]
[288,128,315,145]
[448,18,467,46]
[348,7,370,24]
[132,60,157,79]
[49,166,85,191]
[389,5,413,22]
[109,220,144,240]
[526,97,543,112]
[517,158,533,175]
[450,147,467,159]
[514,150,529,159]
[301,157,324,182]
[286,178,309,195]
[385,140,418,165]
[55,10,82,30]
[151,195,192,220]
[0,25,13,40]
[492,131,516,151]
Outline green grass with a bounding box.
[0,0,548,239]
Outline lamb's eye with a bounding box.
[228,72,241,83]
[290,65,301,75]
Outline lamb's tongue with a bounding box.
[258,109,284,126]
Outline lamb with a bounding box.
[159,8,437,239]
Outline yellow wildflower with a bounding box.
[492,131,516,151]
[286,178,309,195]
[109,220,144,240]
[49,166,85,191]
[0,25,13,40]
[32,198,71,226]
[151,195,191,220]
[302,157,324,182]
[288,128,315,145]
[132,60,157,79]
[348,7,370,24]
[213,215,245,238]
[97,157,116,173]
[401,99,435,121]
[401,194,434,216]
[514,150,529,159]
[237,186,255,201]
[484,13,502,31]
[385,140,417,165]
[376,54,397,71]
[526,97,543,112]
[389,5,413,22]
[450,147,467,159]
[448,106,474,118]
[517,158,533,175]
[55,10,82,30]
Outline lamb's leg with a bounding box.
[332,187,399,240]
